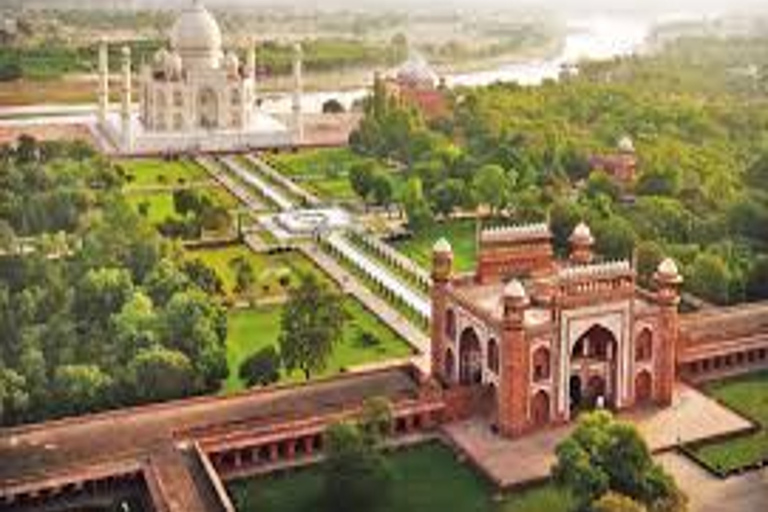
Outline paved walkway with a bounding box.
[444,383,753,488]
[246,153,320,206]
[195,156,267,212]
[219,156,293,211]
[658,452,768,512]
[326,232,431,321]
[299,243,431,373]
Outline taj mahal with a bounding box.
[97,0,302,154]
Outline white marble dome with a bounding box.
[170,0,222,69]
[396,52,439,89]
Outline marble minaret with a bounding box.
[97,38,109,125]
[120,46,133,151]
[292,42,304,144]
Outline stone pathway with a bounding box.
[444,382,753,488]
[326,232,431,321]
[219,156,293,211]
[245,153,320,206]
[299,243,431,373]
[195,156,267,212]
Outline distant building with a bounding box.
[589,135,638,187]
[96,0,300,154]
[382,52,449,120]
[430,221,680,437]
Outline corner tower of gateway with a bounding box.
[430,222,682,437]
[95,0,303,154]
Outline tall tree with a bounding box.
[279,274,346,380]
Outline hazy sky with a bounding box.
[8,0,768,14]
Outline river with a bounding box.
[261,16,652,114]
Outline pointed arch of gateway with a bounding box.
[458,326,482,385]
[569,324,619,412]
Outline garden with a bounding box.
[118,158,209,188]
[689,370,768,474]
[392,219,478,273]
[228,441,575,512]
[269,148,400,204]
[224,300,413,392]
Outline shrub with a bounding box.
[238,346,281,387]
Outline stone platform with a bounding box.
[443,382,753,489]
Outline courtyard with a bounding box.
[227,442,576,512]
[689,370,768,473]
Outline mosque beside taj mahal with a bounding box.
[96,0,301,154]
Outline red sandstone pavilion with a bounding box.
[1,222,768,511]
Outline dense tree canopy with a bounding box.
[349,34,768,304]
[0,138,228,426]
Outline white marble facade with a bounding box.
[98,0,300,154]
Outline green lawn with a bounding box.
[228,442,574,512]
[118,158,208,188]
[690,370,768,473]
[187,246,331,299]
[224,299,413,392]
[393,219,478,273]
[270,148,399,203]
[126,187,240,226]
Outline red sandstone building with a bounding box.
[2,222,768,511]
[589,136,638,187]
[430,221,680,437]
[381,53,449,120]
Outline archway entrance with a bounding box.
[569,324,618,414]
[198,87,218,129]
[459,327,482,385]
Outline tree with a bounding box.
[238,346,281,387]
[401,177,434,231]
[173,189,202,217]
[0,367,29,424]
[431,178,465,218]
[111,291,157,364]
[322,422,392,512]
[594,216,637,260]
[349,161,376,202]
[636,168,682,197]
[279,274,347,380]
[229,255,255,296]
[746,256,768,300]
[473,164,511,215]
[126,346,196,402]
[0,220,16,254]
[181,259,224,296]
[636,240,665,285]
[553,411,684,511]
[143,258,190,306]
[369,172,394,207]
[52,364,112,416]
[358,397,393,445]
[593,492,648,512]
[74,267,134,328]
[688,252,730,304]
[162,290,228,388]
[322,98,345,114]
[585,171,621,203]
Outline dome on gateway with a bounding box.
[170,0,222,68]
